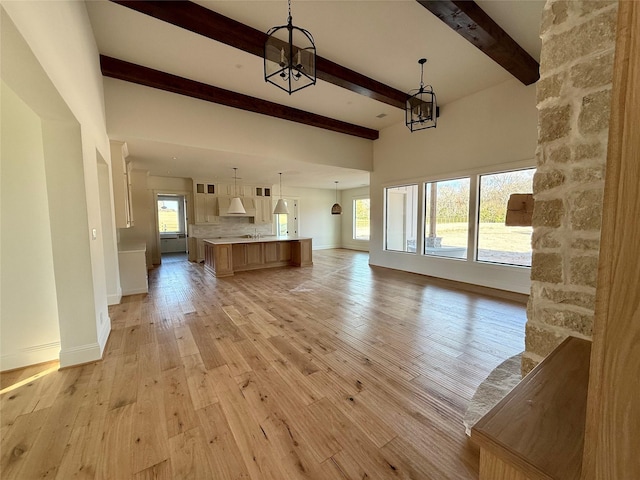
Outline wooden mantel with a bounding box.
[203,237,312,278]
[471,336,591,480]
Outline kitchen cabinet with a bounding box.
[253,197,274,224]
[118,243,148,295]
[194,181,216,195]
[110,141,134,228]
[263,242,290,263]
[204,237,311,277]
[187,237,206,263]
[160,235,187,253]
[194,193,219,224]
[193,180,219,225]
[217,183,253,197]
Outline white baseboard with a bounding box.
[97,316,111,356]
[107,292,122,305]
[59,342,102,368]
[121,287,148,296]
[0,341,60,372]
[312,244,341,250]
[107,286,122,305]
[341,244,370,252]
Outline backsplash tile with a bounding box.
[189,218,274,239]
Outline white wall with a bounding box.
[341,186,370,252]
[104,79,373,173]
[98,159,120,305]
[281,187,341,250]
[2,2,114,367]
[0,83,61,370]
[370,79,538,294]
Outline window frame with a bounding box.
[423,176,471,261]
[382,161,535,268]
[383,183,419,254]
[475,167,535,268]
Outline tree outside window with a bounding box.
[477,168,535,266]
[424,178,470,259]
[353,198,370,240]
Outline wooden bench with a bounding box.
[471,336,591,480]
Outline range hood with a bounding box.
[217,197,256,217]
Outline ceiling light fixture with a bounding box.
[406,58,438,132]
[264,0,316,95]
[273,173,290,214]
[331,181,342,215]
[228,167,246,214]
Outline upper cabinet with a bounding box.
[253,197,274,224]
[192,179,274,224]
[110,141,134,228]
[193,180,219,225]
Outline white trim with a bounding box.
[313,243,341,250]
[121,286,149,296]
[341,244,369,252]
[0,341,60,371]
[107,287,122,306]
[59,342,102,368]
[97,315,111,355]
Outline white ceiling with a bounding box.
[86,0,544,189]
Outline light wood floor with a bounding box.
[0,249,527,479]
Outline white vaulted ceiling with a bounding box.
[86,0,544,189]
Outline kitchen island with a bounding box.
[203,236,312,277]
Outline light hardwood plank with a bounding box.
[0,250,527,480]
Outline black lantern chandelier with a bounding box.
[406,58,438,132]
[264,0,316,95]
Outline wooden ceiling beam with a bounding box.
[110,0,407,109]
[100,55,379,140]
[416,0,540,85]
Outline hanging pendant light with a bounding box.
[406,58,438,132]
[273,172,289,214]
[228,167,246,214]
[331,181,342,215]
[264,0,316,95]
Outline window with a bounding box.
[424,178,470,259]
[477,168,535,266]
[385,184,418,253]
[353,198,370,240]
[158,196,185,234]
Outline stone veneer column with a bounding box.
[523,0,618,375]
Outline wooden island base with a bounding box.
[204,237,312,277]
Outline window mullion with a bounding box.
[468,175,479,262]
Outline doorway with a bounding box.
[157,194,188,262]
[276,198,299,237]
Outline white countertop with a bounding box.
[203,236,310,245]
[118,243,147,253]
